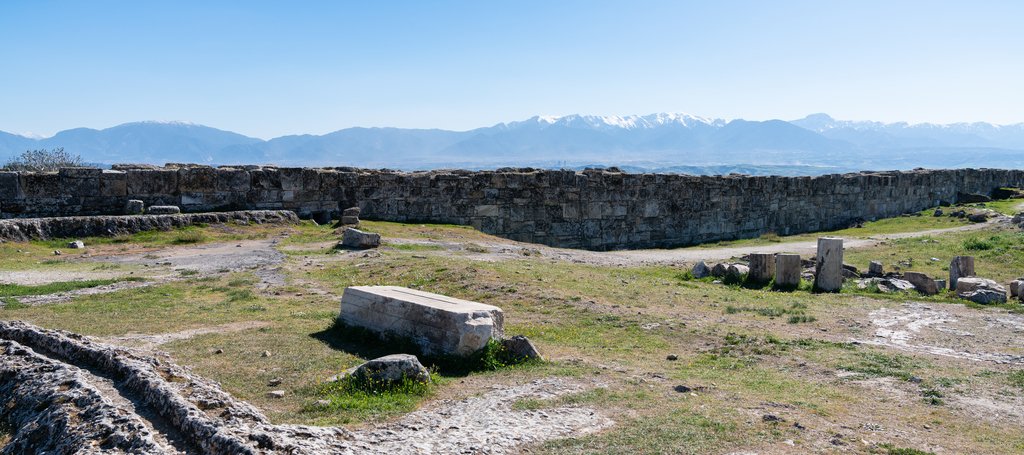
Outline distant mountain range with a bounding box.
[3,113,1024,175]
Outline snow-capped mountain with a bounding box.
[790,113,1024,149]
[2,113,1023,174]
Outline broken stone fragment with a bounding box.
[710,263,728,277]
[351,354,431,385]
[903,271,938,295]
[502,335,542,361]
[267,390,285,398]
[67,240,85,249]
[868,261,884,276]
[691,261,711,279]
[726,264,749,279]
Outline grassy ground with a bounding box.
[2,215,1024,453]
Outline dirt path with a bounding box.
[385,216,1008,267]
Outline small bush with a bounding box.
[963,237,995,251]
[178,269,200,276]
[2,148,85,172]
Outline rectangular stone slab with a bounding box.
[339,286,504,356]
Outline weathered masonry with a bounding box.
[1,164,1021,250]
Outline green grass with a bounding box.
[301,374,436,424]
[2,218,1022,453]
[837,351,925,381]
[0,278,137,298]
[388,243,445,251]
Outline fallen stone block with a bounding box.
[342,228,381,249]
[955,277,1007,304]
[338,286,504,356]
[1011,280,1023,298]
[67,240,85,249]
[691,261,711,279]
[904,271,938,295]
[868,261,884,276]
[956,277,1003,294]
[881,278,916,293]
[146,205,180,215]
[961,288,1007,304]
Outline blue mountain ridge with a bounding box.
[2,114,1023,174]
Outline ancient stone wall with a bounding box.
[1,164,1021,250]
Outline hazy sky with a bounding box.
[2,1,1022,139]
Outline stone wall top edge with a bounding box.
[10,165,1016,185]
[42,165,1015,179]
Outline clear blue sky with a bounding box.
[2,1,1022,139]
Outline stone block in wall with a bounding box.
[64,177,99,196]
[180,192,205,206]
[216,168,250,191]
[293,190,321,202]
[19,173,63,198]
[301,168,321,190]
[98,170,127,197]
[1,201,26,215]
[320,170,340,189]
[250,168,282,190]
[0,172,23,199]
[278,167,305,190]
[126,169,177,195]
[177,167,217,192]
[58,168,102,179]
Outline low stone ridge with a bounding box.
[0,210,299,242]
[0,321,605,454]
[338,286,504,356]
[350,354,431,385]
[341,227,381,249]
[0,338,173,454]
